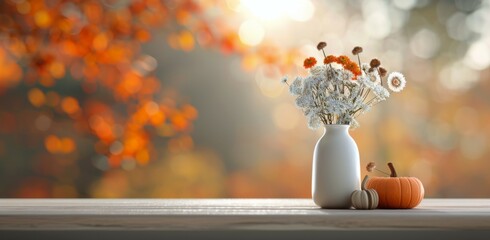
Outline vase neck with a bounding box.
[322,125,350,135]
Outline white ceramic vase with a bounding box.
[312,125,361,208]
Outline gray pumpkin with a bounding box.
[351,175,378,210]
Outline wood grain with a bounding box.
[1,198,489,230]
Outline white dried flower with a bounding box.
[361,63,370,73]
[327,98,351,115]
[360,103,371,114]
[303,76,316,88]
[306,110,321,129]
[386,72,406,92]
[327,68,343,83]
[366,70,381,85]
[310,65,326,77]
[295,95,311,108]
[289,77,304,95]
[312,75,324,85]
[372,85,390,100]
[280,76,288,84]
[337,114,353,125]
[358,75,376,90]
[341,69,354,82]
[350,85,362,98]
[318,79,330,92]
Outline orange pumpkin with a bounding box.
[366,162,424,209]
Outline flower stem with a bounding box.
[365,98,376,105]
[357,54,362,71]
[377,68,384,86]
[374,168,391,176]
[362,89,371,102]
[312,85,328,125]
[321,49,327,59]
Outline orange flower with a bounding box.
[344,61,358,71]
[345,62,361,78]
[352,69,362,78]
[336,55,350,65]
[323,55,337,64]
[303,57,317,69]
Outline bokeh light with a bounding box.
[410,28,440,59]
[239,20,265,46]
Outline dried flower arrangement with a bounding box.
[281,42,406,129]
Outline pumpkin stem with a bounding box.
[361,175,369,190]
[388,162,398,177]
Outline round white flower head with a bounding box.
[386,72,406,92]
[373,85,390,100]
[365,69,381,85]
[358,75,376,90]
[361,63,370,73]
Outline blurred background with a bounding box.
[1,0,489,198]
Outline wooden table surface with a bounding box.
[0,198,489,231]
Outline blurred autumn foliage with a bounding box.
[2,0,490,198]
[0,0,305,198]
[0,0,205,167]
